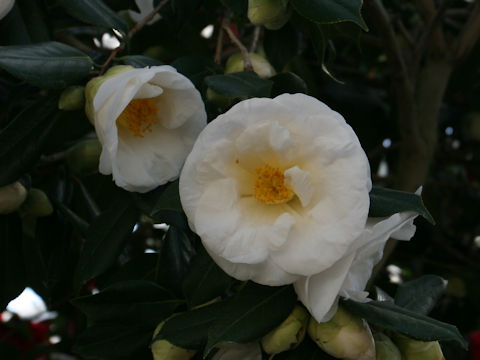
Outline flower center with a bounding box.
[116,98,158,137]
[253,164,295,205]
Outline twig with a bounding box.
[454,0,480,61]
[214,25,224,64]
[249,26,261,53]
[99,46,123,75]
[222,19,253,71]
[129,0,170,39]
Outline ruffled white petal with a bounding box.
[128,0,161,25]
[284,166,314,207]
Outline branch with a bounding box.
[214,25,224,64]
[222,19,253,71]
[249,26,261,53]
[128,0,170,39]
[454,0,480,61]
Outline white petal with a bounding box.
[294,253,356,323]
[0,0,14,20]
[284,166,314,207]
[212,342,262,360]
[134,83,163,99]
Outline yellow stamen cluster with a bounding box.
[254,164,294,205]
[116,98,158,137]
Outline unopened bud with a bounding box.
[374,333,401,360]
[308,305,375,360]
[85,65,133,124]
[394,334,445,360]
[21,188,53,217]
[151,322,196,360]
[58,86,85,111]
[66,139,102,174]
[0,181,28,214]
[262,305,309,354]
[225,53,276,79]
[248,0,290,30]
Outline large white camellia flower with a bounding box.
[85,65,207,193]
[179,94,418,322]
[0,0,14,20]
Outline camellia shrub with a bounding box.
[0,0,477,359]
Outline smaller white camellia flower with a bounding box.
[85,65,207,193]
[0,0,14,20]
[180,94,418,323]
[128,0,161,25]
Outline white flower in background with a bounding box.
[179,94,418,322]
[212,342,262,360]
[85,65,206,193]
[0,0,14,20]
[128,0,161,25]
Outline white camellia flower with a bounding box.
[0,0,14,20]
[128,0,161,25]
[179,94,418,322]
[85,65,206,193]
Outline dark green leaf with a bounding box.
[55,202,90,237]
[0,214,26,309]
[150,180,182,216]
[205,283,297,355]
[343,300,468,348]
[0,42,93,88]
[76,179,101,219]
[17,0,50,42]
[395,275,447,315]
[0,95,58,186]
[74,323,152,360]
[0,4,31,45]
[156,225,196,295]
[290,0,367,30]
[264,24,300,71]
[59,0,127,35]
[270,72,308,97]
[182,245,234,308]
[275,337,335,359]
[369,186,434,224]
[205,71,273,98]
[172,56,222,89]
[120,55,164,68]
[157,301,225,349]
[309,23,342,83]
[72,280,181,326]
[374,286,394,302]
[74,195,139,291]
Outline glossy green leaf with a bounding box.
[369,186,434,224]
[17,0,50,42]
[182,245,234,308]
[343,300,467,348]
[72,280,181,326]
[172,56,222,89]
[264,24,300,71]
[270,72,308,97]
[157,301,225,349]
[59,0,127,34]
[0,42,93,88]
[395,275,447,315]
[0,214,26,309]
[56,202,90,237]
[275,337,335,359]
[150,180,182,216]
[74,323,152,360]
[74,195,139,291]
[290,0,367,30]
[205,71,273,98]
[0,95,58,186]
[205,283,297,355]
[120,55,164,68]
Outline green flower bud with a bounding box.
[262,305,309,354]
[374,333,401,360]
[66,139,102,174]
[394,334,445,360]
[84,65,134,124]
[0,181,28,214]
[225,53,276,79]
[151,322,197,360]
[248,0,290,30]
[21,188,53,217]
[58,86,85,111]
[308,305,375,360]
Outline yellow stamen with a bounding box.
[116,98,158,137]
[254,164,294,204]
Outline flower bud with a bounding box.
[394,334,445,360]
[58,86,85,111]
[21,188,53,217]
[248,0,290,30]
[308,305,375,360]
[225,53,276,79]
[374,333,401,360]
[84,65,134,124]
[262,305,309,354]
[0,181,28,214]
[66,139,102,174]
[151,322,196,360]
